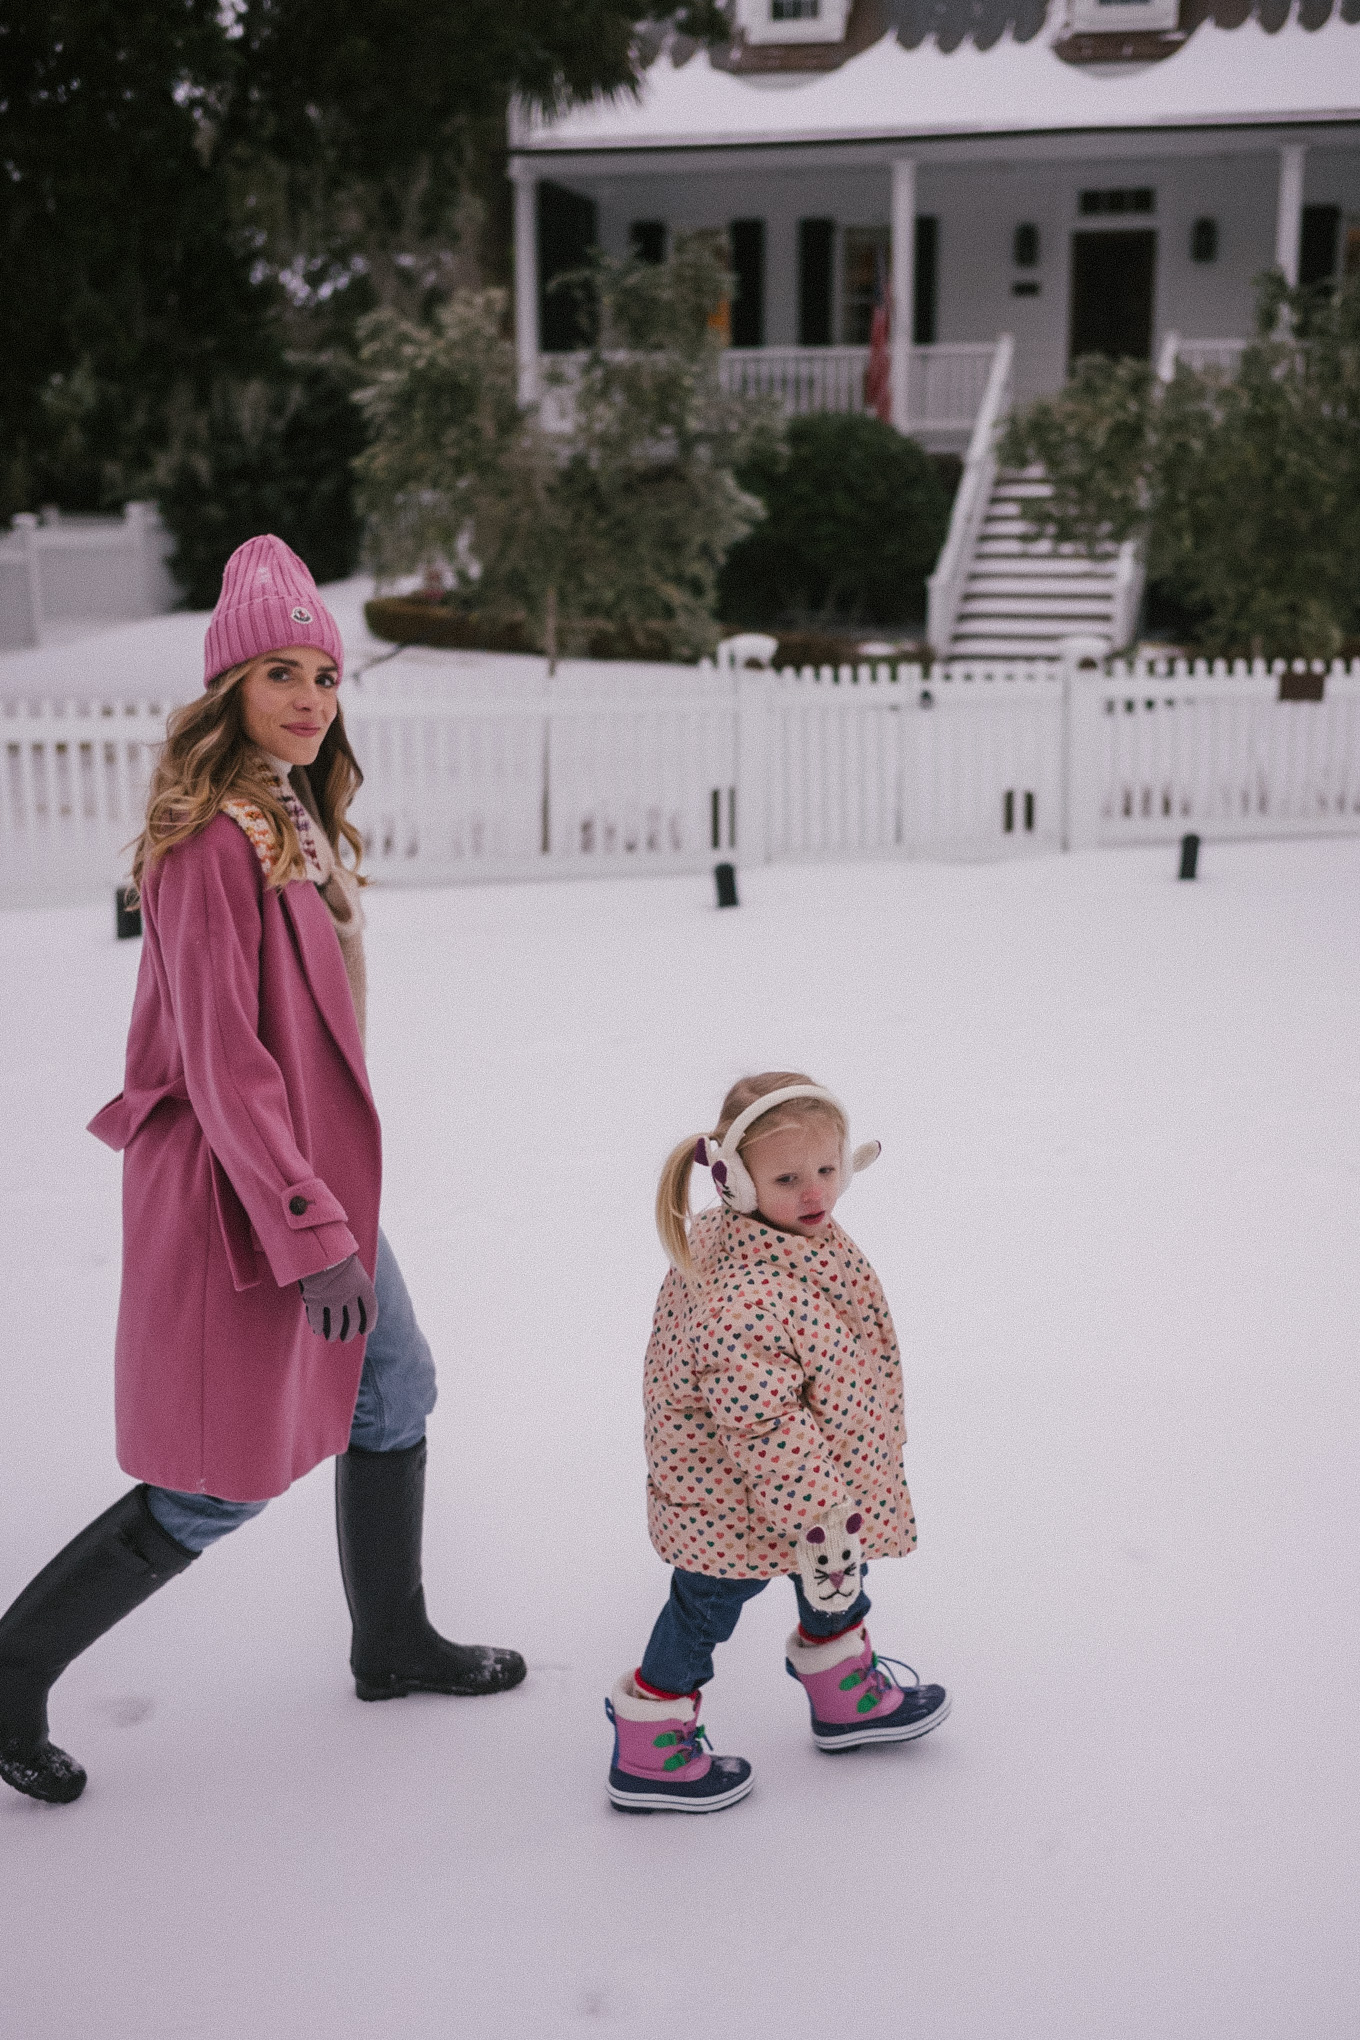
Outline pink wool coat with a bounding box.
[88,815,382,1501]
[644,1209,918,1579]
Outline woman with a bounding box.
[0,535,524,1806]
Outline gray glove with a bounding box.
[299,1254,378,1343]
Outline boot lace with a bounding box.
[652,1719,712,1773]
[837,1653,920,1716]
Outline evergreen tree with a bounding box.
[0,3,724,582]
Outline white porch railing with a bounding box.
[719,341,996,435]
[0,505,180,652]
[9,646,1360,906]
[718,345,869,415]
[925,333,1015,656]
[907,344,998,437]
[540,341,998,439]
[1157,333,1250,380]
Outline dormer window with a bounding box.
[735,0,851,44]
[1066,0,1180,32]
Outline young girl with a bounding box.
[605,1072,948,1813]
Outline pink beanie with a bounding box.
[203,534,344,687]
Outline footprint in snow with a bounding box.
[98,1694,154,1727]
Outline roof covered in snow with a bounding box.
[513,10,1360,155]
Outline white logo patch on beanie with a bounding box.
[291,606,313,623]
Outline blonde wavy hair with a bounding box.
[656,1070,848,1277]
[129,660,365,899]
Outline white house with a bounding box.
[509,1,1360,656]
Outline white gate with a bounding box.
[739,659,1064,863]
[1068,659,1360,848]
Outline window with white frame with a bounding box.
[842,226,889,345]
[734,0,851,44]
[1066,0,1180,31]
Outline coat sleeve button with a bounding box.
[289,1195,308,1215]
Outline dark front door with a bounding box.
[1069,229,1156,365]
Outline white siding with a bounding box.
[551,138,1360,401]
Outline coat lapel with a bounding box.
[276,880,374,1107]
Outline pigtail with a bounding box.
[656,1136,703,1278]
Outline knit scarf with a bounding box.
[223,752,369,1049]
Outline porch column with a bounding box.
[890,156,916,434]
[1275,143,1306,287]
[510,158,540,406]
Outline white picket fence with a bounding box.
[4,650,1360,907]
[0,504,180,652]
[1070,658,1360,846]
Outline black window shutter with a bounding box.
[1299,205,1340,289]
[538,183,599,352]
[913,215,939,346]
[798,219,834,346]
[730,219,766,347]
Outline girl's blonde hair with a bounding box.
[657,1070,848,1277]
[129,659,365,898]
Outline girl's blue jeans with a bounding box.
[144,1230,437,1554]
[639,1565,872,1696]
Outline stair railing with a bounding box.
[1109,539,1145,654]
[925,333,1014,659]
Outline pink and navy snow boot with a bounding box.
[785,1625,949,1752]
[605,1673,754,1813]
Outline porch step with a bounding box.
[957,598,1116,620]
[938,462,1128,659]
[966,569,1115,591]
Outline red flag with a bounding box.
[864,252,891,422]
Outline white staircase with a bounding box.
[925,337,1144,663]
[946,469,1130,661]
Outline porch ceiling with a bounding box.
[512,16,1359,164]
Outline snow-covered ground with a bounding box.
[2,841,1357,2039]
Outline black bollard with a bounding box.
[714,861,739,909]
[1178,833,1200,882]
[116,885,142,939]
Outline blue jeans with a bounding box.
[639,1565,873,1695]
[144,1230,437,1554]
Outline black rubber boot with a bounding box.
[0,1487,198,1805]
[335,1440,526,1701]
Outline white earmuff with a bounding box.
[692,1134,759,1213]
[694,1088,881,1217]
